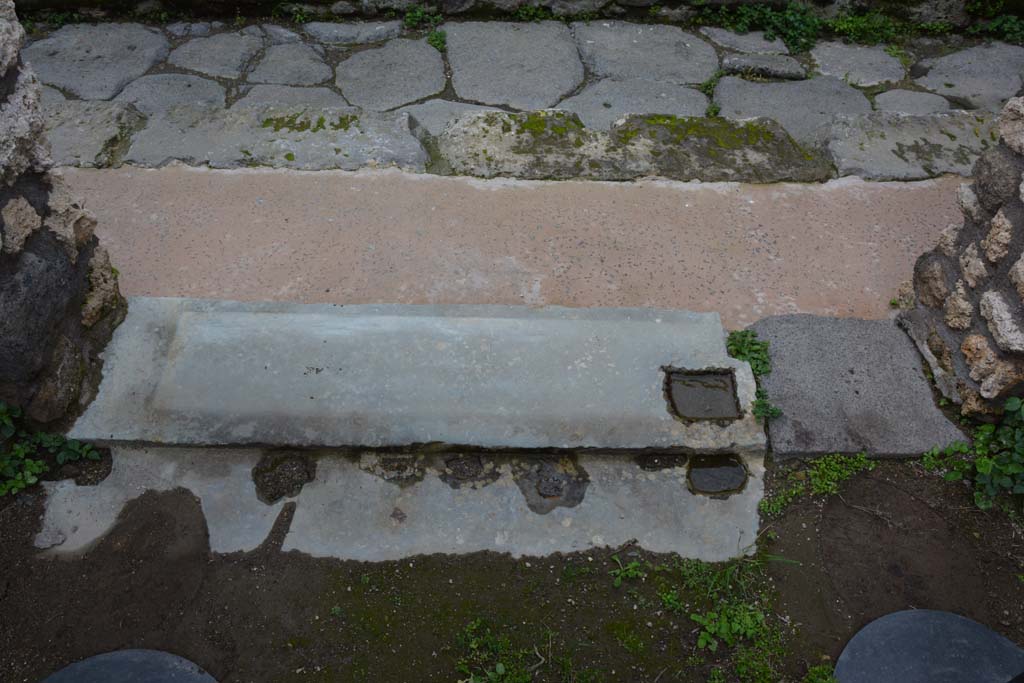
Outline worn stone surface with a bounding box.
[42,649,216,683]
[916,43,1024,110]
[168,32,263,80]
[1010,254,1024,300]
[715,75,870,144]
[232,84,348,108]
[114,74,225,115]
[573,21,717,85]
[981,290,1024,352]
[827,110,996,181]
[751,315,964,459]
[303,20,402,44]
[874,89,951,115]
[165,21,212,38]
[438,110,831,182]
[37,448,283,554]
[126,105,426,170]
[22,23,169,100]
[722,53,805,80]
[262,23,302,43]
[811,41,904,86]
[336,39,445,110]
[398,99,498,136]
[446,22,584,109]
[945,280,973,329]
[556,79,707,130]
[981,209,1013,262]
[71,298,765,456]
[249,43,332,85]
[698,26,786,54]
[835,610,1024,683]
[39,446,764,563]
[43,100,143,168]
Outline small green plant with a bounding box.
[658,587,684,612]
[427,28,446,51]
[691,602,766,652]
[924,397,1024,510]
[967,0,1005,18]
[1,402,102,497]
[694,3,822,53]
[969,14,1024,44]
[884,44,913,69]
[513,4,554,21]
[801,664,838,683]
[609,554,646,587]
[759,453,874,517]
[455,619,531,683]
[698,69,724,98]
[827,11,903,44]
[706,102,721,118]
[0,441,47,497]
[648,5,661,17]
[707,668,727,683]
[727,330,772,377]
[752,388,782,423]
[329,605,343,617]
[404,4,443,29]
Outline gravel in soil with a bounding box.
[0,462,1021,682]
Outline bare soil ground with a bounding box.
[0,460,1021,683]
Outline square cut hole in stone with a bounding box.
[664,368,741,421]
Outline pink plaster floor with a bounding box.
[63,166,963,329]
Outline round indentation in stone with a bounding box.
[438,453,501,489]
[687,454,747,496]
[42,649,217,683]
[512,457,589,514]
[252,450,316,504]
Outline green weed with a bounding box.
[0,402,100,497]
[726,330,771,377]
[609,554,646,588]
[693,2,822,53]
[827,11,902,44]
[404,4,443,30]
[752,388,782,423]
[427,28,446,51]
[512,4,553,21]
[759,453,874,517]
[923,396,1024,510]
[801,664,838,683]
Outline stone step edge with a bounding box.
[69,297,768,456]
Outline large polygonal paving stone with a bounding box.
[749,315,964,460]
[336,38,444,110]
[249,43,332,85]
[573,21,718,86]
[557,78,707,130]
[42,649,216,683]
[874,88,950,115]
[446,21,584,110]
[715,75,870,144]
[699,26,787,54]
[233,84,348,107]
[22,24,169,100]
[812,41,904,86]
[114,74,226,115]
[303,20,402,44]
[43,101,143,167]
[915,42,1024,110]
[168,32,263,80]
[835,610,1024,683]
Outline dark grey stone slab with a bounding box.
[715,75,870,144]
[915,42,1024,110]
[248,43,332,86]
[811,41,904,87]
[698,26,786,54]
[446,21,584,109]
[835,610,1024,683]
[168,32,263,80]
[572,21,718,86]
[749,315,964,460]
[114,74,226,115]
[722,53,806,80]
[336,38,445,110]
[303,20,402,44]
[22,24,169,100]
[42,649,216,683]
[874,89,951,115]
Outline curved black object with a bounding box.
[42,649,216,683]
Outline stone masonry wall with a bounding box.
[0,0,125,426]
[901,97,1024,417]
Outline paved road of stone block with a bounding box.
[63,167,961,330]
[22,20,1024,181]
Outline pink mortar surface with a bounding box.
[63,166,963,329]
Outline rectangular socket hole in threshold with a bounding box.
[665,368,741,421]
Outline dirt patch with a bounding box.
[511,456,590,514]
[252,450,316,504]
[438,454,501,489]
[0,462,1021,683]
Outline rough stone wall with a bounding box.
[0,0,125,426]
[901,97,1024,417]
